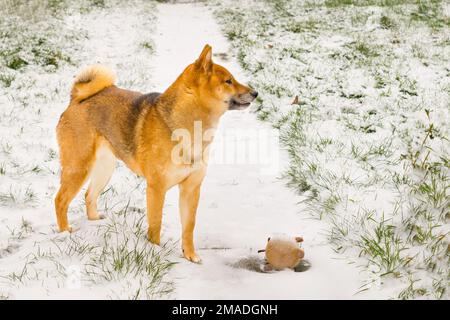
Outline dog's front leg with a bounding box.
[178,170,205,263]
[146,183,166,246]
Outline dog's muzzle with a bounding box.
[228,90,258,110]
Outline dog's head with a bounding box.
[184,45,258,114]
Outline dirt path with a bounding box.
[152,2,388,299]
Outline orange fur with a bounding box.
[55,45,257,263]
[71,65,117,102]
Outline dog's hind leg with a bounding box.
[85,144,116,220]
[55,122,96,232]
[55,155,94,232]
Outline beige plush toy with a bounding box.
[258,236,305,271]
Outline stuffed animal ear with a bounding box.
[295,236,304,243]
[195,44,213,73]
[267,237,271,242]
[297,248,305,259]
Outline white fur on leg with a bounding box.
[85,144,116,220]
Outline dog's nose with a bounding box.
[250,90,258,98]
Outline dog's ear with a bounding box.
[195,44,213,73]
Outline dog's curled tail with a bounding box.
[71,65,116,102]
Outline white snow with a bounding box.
[149,3,392,300]
[213,0,449,299]
[0,1,400,299]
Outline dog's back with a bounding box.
[83,87,161,161]
[58,65,160,164]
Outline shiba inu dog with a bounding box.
[55,45,258,262]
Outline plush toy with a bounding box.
[258,235,305,271]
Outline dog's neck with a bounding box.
[155,83,222,135]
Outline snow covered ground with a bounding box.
[0,0,173,299]
[0,0,448,299]
[149,2,394,300]
[214,0,449,299]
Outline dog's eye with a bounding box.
[225,79,232,85]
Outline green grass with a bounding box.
[286,19,320,33]
[1,204,175,299]
[214,0,450,299]
[0,0,90,73]
[380,15,396,29]
[7,218,33,241]
[325,0,419,7]
[410,0,450,29]
[6,56,28,70]
[322,0,449,29]
[354,41,380,58]
[0,186,36,206]
[0,0,162,299]
[140,41,155,54]
[0,31,75,71]
[0,0,75,72]
[0,74,14,87]
[358,214,407,276]
[0,162,6,175]
[70,205,175,298]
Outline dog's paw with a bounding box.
[58,225,74,233]
[184,251,202,264]
[88,213,106,221]
[148,234,161,246]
